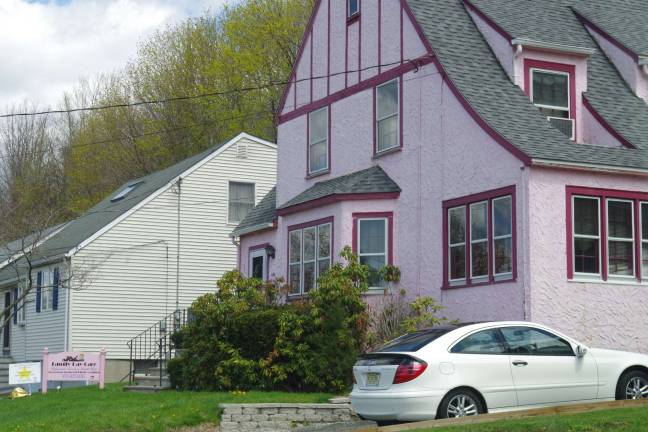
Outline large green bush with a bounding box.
[170,246,370,393]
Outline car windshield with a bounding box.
[375,328,454,352]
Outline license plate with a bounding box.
[366,372,380,386]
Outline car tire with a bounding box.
[616,370,648,400]
[437,388,485,419]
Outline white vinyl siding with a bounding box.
[70,136,277,359]
[9,264,67,362]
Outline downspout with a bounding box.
[175,178,182,322]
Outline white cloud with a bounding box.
[0,0,227,111]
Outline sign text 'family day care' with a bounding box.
[42,348,106,393]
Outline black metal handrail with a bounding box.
[127,309,188,386]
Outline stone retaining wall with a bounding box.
[218,403,362,431]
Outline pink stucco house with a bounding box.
[231,0,648,352]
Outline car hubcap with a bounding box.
[626,377,648,399]
[446,394,478,418]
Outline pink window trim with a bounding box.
[442,185,517,290]
[306,106,332,178]
[566,186,647,282]
[286,216,335,294]
[248,243,270,280]
[523,59,577,141]
[352,212,394,266]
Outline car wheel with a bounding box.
[617,370,648,400]
[437,388,485,419]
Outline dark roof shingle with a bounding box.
[407,0,648,170]
[277,166,401,211]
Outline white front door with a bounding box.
[501,326,599,406]
[249,249,267,281]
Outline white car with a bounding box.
[351,321,648,421]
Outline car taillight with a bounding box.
[393,359,427,384]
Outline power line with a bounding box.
[0,58,425,119]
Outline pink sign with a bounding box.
[41,348,106,394]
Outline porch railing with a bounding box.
[126,309,188,386]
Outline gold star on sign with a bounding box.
[17,368,32,380]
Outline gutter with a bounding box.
[511,38,596,56]
[230,222,276,239]
[532,159,648,176]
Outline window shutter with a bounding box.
[52,268,59,311]
[36,271,42,313]
[13,288,18,325]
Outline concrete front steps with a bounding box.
[123,367,171,393]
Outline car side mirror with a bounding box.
[576,345,588,358]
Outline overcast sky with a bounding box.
[0,0,228,112]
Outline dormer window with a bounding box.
[523,58,577,141]
[347,0,359,19]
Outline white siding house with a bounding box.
[0,133,277,382]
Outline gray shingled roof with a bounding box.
[277,166,401,211]
[0,139,232,283]
[407,0,648,170]
[231,187,277,237]
[575,0,648,58]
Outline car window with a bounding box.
[500,327,574,356]
[376,329,453,352]
[450,329,507,354]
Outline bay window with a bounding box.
[288,219,332,295]
[375,79,400,153]
[568,187,648,282]
[308,107,329,174]
[444,187,516,288]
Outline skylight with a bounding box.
[111,182,142,202]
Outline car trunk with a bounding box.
[353,353,423,391]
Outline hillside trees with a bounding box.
[0,0,313,241]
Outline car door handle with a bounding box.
[512,360,528,367]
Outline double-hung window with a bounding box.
[288,220,332,295]
[353,213,393,289]
[40,270,52,312]
[16,283,25,324]
[376,79,400,153]
[308,107,329,174]
[527,61,575,140]
[568,187,648,281]
[228,182,255,224]
[444,187,515,288]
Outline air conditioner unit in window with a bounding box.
[547,116,574,140]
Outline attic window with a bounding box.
[530,68,574,140]
[111,182,142,202]
[348,0,359,19]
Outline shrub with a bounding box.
[367,288,452,350]
[169,246,370,393]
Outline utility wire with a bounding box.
[0,58,425,119]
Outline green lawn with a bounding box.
[0,384,333,432]
[417,406,648,432]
